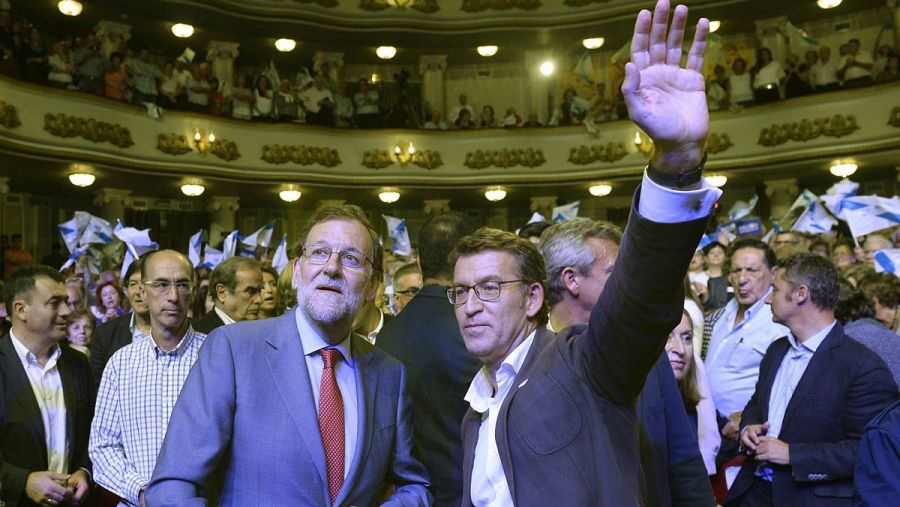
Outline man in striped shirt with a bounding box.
[89,250,206,506]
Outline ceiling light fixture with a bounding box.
[171,23,195,38]
[704,174,728,188]
[582,37,605,49]
[708,20,721,33]
[484,187,507,202]
[379,189,401,203]
[376,46,397,60]
[57,0,83,16]
[279,185,302,202]
[589,183,612,197]
[829,162,858,177]
[477,45,499,57]
[539,61,555,76]
[181,183,205,196]
[68,172,95,187]
[816,0,842,8]
[274,38,297,52]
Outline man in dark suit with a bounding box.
[1,265,93,506]
[452,4,720,503]
[726,254,898,506]
[89,257,149,392]
[192,256,263,334]
[539,218,715,506]
[378,212,480,507]
[147,205,430,506]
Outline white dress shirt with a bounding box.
[214,306,236,326]
[811,59,839,88]
[10,331,68,474]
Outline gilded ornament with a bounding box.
[359,0,439,13]
[704,133,733,155]
[0,101,20,128]
[261,144,341,167]
[758,114,859,147]
[43,113,133,148]
[464,148,545,169]
[157,133,192,155]
[410,150,443,170]
[290,0,338,7]
[209,139,241,161]
[362,150,394,169]
[461,0,541,12]
[889,107,900,127]
[567,143,627,165]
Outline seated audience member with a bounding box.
[66,310,94,357]
[728,57,754,107]
[725,254,898,506]
[876,54,899,83]
[92,281,125,324]
[257,265,279,319]
[839,38,874,88]
[423,111,448,130]
[47,41,74,88]
[334,81,354,127]
[186,64,212,112]
[302,74,335,126]
[751,47,783,104]
[354,78,380,128]
[522,112,543,127]
[448,93,474,124]
[706,65,729,111]
[252,75,274,121]
[835,281,900,386]
[478,105,497,128]
[390,263,422,315]
[498,107,522,127]
[104,52,128,100]
[230,72,254,120]
[810,45,840,91]
[453,108,476,130]
[516,220,550,245]
[274,79,299,122]
[158,60,180,108]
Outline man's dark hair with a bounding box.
[728,238,776,269]
[293,204,382,277]
[518,221,551,241]
[3,265,65,314]
[865,272,900,308]
[209,257,260,295]
[260,264,278,280]
[418,212,476,280]
[701,240,726,256]
[835,279,875,324]
[124,256,144,282]
[777,253,839,310]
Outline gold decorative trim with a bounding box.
[261,144,341,167]
[43,113,134,148]
[291,0,338,7]
[705,133,733,155]
[362,150,393,169]
[209,139,241,161]
[758,114,859,147]
[157,134,192,155]
[410,150,443,169]
[568,143,627,165]
[359,0,439,13]
[465,148,545,169]
[0,101,20,128]
[461,0,541,13]
[889,107,900,128]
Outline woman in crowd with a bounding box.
[92,280,125,324]
[258,265,279,319]
[454,108,476,130]
[833,240,858,269]
[479,105,497,128]
[835,281,900,385]
[688,249,709,302]
[727,57,754,107]
[252,75,274,121]
[702,241,731,310]
[752,47,784,104]
[104,52,128,101]
[66,310,94,357]
[159,60,181,108]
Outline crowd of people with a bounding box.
[2,2,900,506]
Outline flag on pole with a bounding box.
[271,234,289,275]
[80,214,114,245]
[241,220,276,249]
[834,195,892,221]
[727,195,759,222]
[791,200,837,234]
[222,230,239,258]
[573,52,595,83]
[201,245,225,269]
[59,244,89,271]
[119,243,139,281]
[874,249,900,277]
[383,215,412,256]
[551,201,580,223]
[820,179,859,216]
[188,230,203,267]
[58,211,90,253]
[844,197,900,239]
[114,220,158,251]
[527,212,546,225]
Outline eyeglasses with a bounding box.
[302,246,372,271]
[142,280,193,295]
[447,280,525,305]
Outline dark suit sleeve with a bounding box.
[382,364,432,506]
[855,401,900,504]
[89,317,125,396]
[146,329,236,505]
[790,356,898,482]
[575,192,710,406]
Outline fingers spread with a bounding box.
[630,9,652,70]
[648,0,672,65]
[687,17,710,73]
[666,4,687,65]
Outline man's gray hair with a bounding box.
[538,218,622,306]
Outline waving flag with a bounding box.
[383,215,412,256]
[791,200,837,234]
[80,215,114,245]
[527,212,546,225]
[874,249,900,277]
[844,197,900,239]
[820,179,859,216]
[222,230,239,259]
[552,201,580,223]
[201,245,225,270]
[114,220,157,250]
[271,234,289,275]
[241,220,276,249]
[188,230,203,267]
[58,211,90,253]
[59,244,89,271]
[727,195,759,222]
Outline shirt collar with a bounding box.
[465,330,537,414]
[146,325,198,358]
[742,288,773,320]
[129,312,150,339]
[214,306,236,326]
[9,329,61,369]
[294,308,354,367]
[787,320,836,353]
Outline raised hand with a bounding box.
[623,0,709,172]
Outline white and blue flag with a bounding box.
[188,230,203,267]
[222,230,239,259]
[820,179,859,217]
[58,211,90,253]
[80,214,114,245]
[727,194,759,222]
[201,245,225,269]
[114,220,158,253]
[551,201,580,223]
[59,244,89,271]
[791,200,837,234]
[241,220,276,249]
[874,249,900,277]
[844,197,900,239]
[271,234,289,275]
[383,215,412,256]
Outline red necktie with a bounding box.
[319,348,345,504]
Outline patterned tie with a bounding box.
[319,348,345,504]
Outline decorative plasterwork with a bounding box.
[261,144,341,167]
[362,149,393,169]
[208,139,241,161]
[568,143,627,165]
[889,107,900,128]
[157,134,192,155]
[359,0,439,13]
[461,0,541,13]
[410,150,443,169]
[0,102,20,128]
[291,0,338,7]
[758,114,859,147]
[705,133,733,155]
[465,148,545,169]
[43,113,133,148]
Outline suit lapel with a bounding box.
[0,335,49,462]
[263,313,329,493]
[782,325,843,428]
[57,347,77,466]
[460,409,481,506]
[758,339,790,423]
[334,336,377,507]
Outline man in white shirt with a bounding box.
[448,93,474,124]
[1,265,93,506]
[192,256,263,334]
[811,46,840,91]
[838,38,874,88]
[302,74,335,126]
[452,2,721,504]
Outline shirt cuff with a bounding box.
[638,169,722,223]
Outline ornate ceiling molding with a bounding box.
[208,139,241,161]
[705,133,733,155]
[157,133,192,155]
[568,143,627,165]
[359,0,440,13]
[43,113,133,148]
[461,0,541,13]
[757,114,859,147]
[291,0,339,7]
[0,102,20,129]
[261,144,342,167]
[362,149,393,169]
[464,148,545,169]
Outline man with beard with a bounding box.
[147,205,431,506]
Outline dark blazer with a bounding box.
[146,309,431,506]
[724,324,899,506]
[460,200,710,506]
[378,284,481,507]
[191,308,225,335]
[0,335,93,507]
[89,312,133,393]
[854,400,900,505]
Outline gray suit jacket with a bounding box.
[146,309,431,506]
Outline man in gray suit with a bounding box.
[147,205,431,506]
